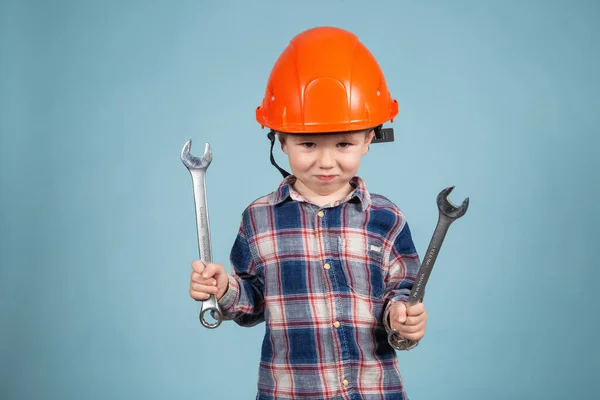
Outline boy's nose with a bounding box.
[317,150,335,169]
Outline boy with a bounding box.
[189,26,427,399]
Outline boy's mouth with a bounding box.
[315,175,336,182]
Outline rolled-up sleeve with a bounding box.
[218,214,265,327]
[381,222,421,349]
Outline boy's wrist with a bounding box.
[217,281,230,301]
[217,275,238,310]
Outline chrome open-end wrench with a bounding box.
[390,186,469,350]
[181,139,223,329]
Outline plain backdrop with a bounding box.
[1,0,598,399]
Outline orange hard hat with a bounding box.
[256,26,399,135]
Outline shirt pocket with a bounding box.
[338,235,385,299]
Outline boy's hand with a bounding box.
[389,302,428,341]
[189,260,229,301]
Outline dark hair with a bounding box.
[275,129,373,143]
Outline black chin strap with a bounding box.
[267,130,291,178]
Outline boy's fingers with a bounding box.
[190,282,219,294]
[391,315,422,330]
[201,263,219,279]
[403,315,425,326]
[393,302,407,323]
[191,261,220,279]
[189,261,225,302]
[407,303,426,317]
[399,330,425,341]
[397,319,426,334]
[190,270,217,285]
[390,302,427,330]
[202,264,220,279]
[189,289,211,301]
[191,260,206,274]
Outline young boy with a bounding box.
[189,26,427,400]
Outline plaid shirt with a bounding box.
[218,176,421,400]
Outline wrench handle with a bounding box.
[389,215,454,350]
[189,169,223,329]
[190,170,213,263]
[406,215,452,307]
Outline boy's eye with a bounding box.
[300,142,316,148]
[337,142,353,148]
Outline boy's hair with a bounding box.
[276,129,374,144]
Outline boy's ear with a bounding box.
[363,129,376,154]
[277,132,289,154]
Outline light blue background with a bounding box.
[1,0,598,399]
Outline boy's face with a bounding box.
[280,130,375,197]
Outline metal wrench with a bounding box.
[181,139,223,329]
[390,186,469,350]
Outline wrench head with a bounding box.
[180,139,212,170]
[436,186,469,220]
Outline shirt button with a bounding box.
[324,263,331,270]
[333,321,340,328]
[317,210,325,218]
[343,379,349,387]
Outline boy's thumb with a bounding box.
[397,302,407,323]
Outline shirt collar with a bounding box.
[269,175,372,211]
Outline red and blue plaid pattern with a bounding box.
[219,176,420,399]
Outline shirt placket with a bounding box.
[315,206,353,397]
